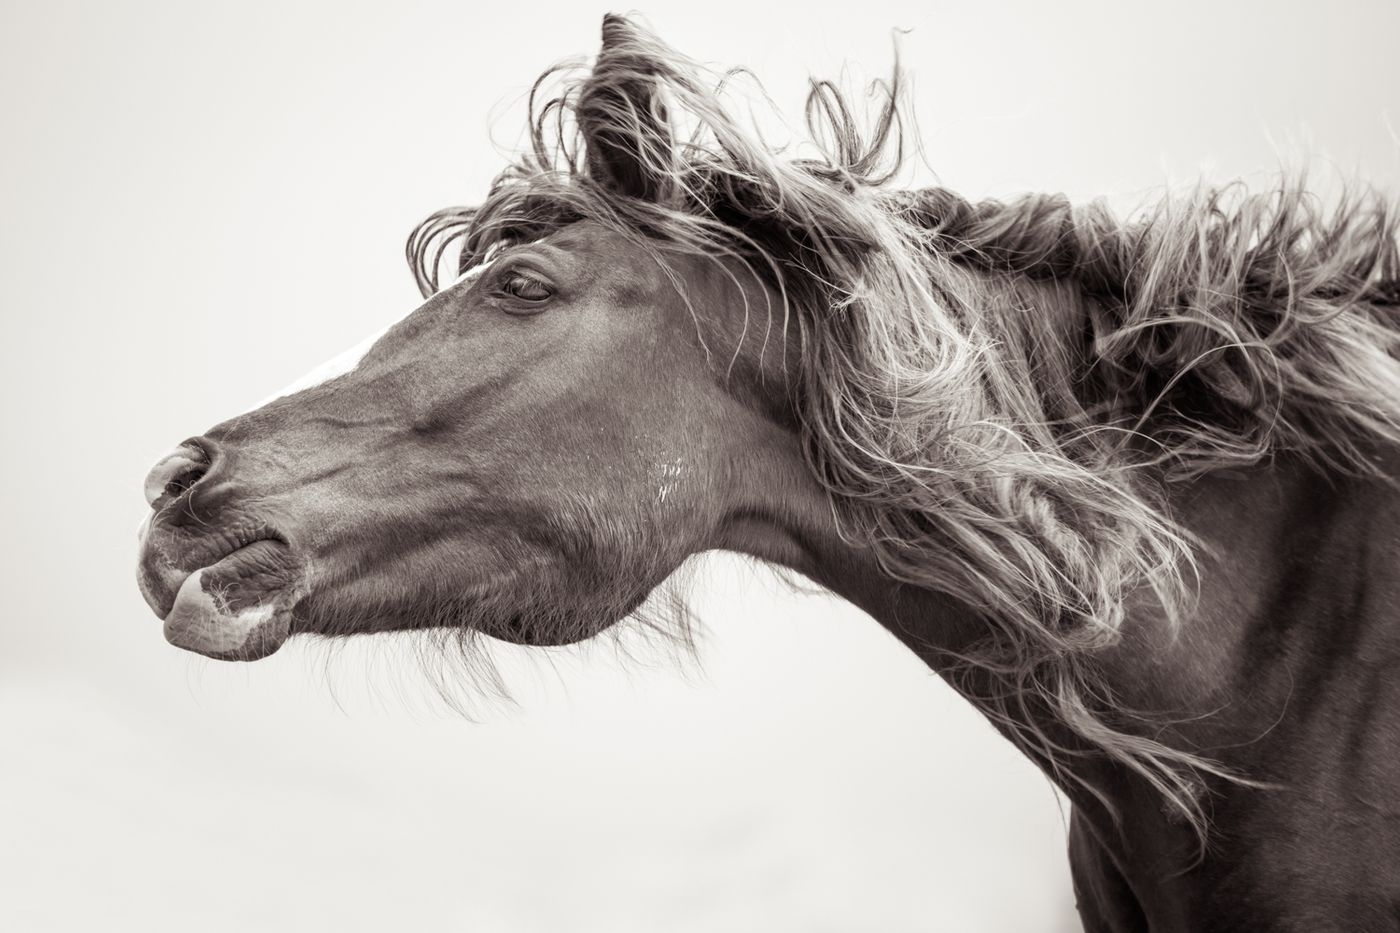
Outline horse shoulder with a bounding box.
[1169,451,1400,919]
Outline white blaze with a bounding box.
[251,323,393,410]
[249,259,496,412]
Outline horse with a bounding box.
[135,15,1400,931]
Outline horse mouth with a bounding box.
[139,535,301,662]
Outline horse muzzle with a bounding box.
[136,439,302,661]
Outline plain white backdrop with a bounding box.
[2,1,1396,931]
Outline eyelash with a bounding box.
[498,270,553,302]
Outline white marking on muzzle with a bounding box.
[163,568,277,656]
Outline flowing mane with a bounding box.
[407,17,1400,833]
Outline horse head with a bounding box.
[136,17,813,661]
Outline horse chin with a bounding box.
[482,594,643,647]
[489,619,596,647]
[158,540,300,662]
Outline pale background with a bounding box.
[2,1,1396,931]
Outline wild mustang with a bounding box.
[136,15,1400,931]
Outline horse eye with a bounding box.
[499,272,553,303]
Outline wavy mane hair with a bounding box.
[408,16,1400,835]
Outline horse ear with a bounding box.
[577,14,674,203]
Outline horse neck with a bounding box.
[760,445,1400,819]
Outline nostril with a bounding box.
[142,443,211,508]
[164,460,208,498]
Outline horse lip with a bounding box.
[148,538,273,617]
[138,532,285,619]
[155,537,300,661]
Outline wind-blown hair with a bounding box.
[408,15,1400,835]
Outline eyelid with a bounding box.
[497,259,554,284]
[494,265,555,307]
[495,260,556,296]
